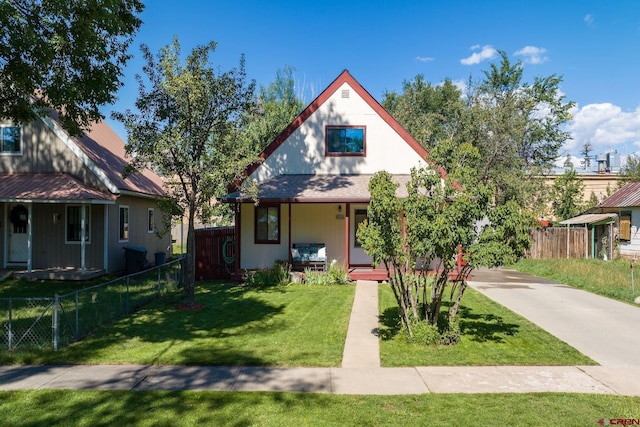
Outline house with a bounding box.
[224,70,443,280]
[592,181,640,259]
[0,111,172,280]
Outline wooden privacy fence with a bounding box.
[528,227,589,259]
[195,227,235,280]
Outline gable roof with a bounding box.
[600,181,640,208]
[41,112,165,197]
[243,70,448,180]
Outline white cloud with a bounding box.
[416,56,434,63]
[460,45,497,65]
[564,103,640,154]
[514,46,549,64]
[584,14,595,26]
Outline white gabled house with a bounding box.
[225,70,444,280]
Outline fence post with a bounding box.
[8,299,13,351]
[53,294,60,351]
[75,291,79,340]
[126,277,130,314]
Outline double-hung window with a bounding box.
[119,206,129,242]
[255,205,280,244]
[66,205,91,243]
[1,126,21,155]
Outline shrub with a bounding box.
[244,260,290,287]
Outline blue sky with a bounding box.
[104,0,640,162]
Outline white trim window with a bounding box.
[1,125,22,155]
[147,208,155,233]
[119,205,129,242]
[66,205,91,244]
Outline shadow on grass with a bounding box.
[378,303,520,344]
[5,282,288,366]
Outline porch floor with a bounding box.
[10,267,106,281]
[348,267,388,282]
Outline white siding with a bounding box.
[250,82,426,182]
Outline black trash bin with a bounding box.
[124,246,147,274]
[154,251,166,266]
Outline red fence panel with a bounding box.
[195,227,235,280]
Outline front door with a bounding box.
[349,204,372,265]
[8,204,29,264]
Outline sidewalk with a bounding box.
[2,277,640,395]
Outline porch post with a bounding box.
[81,203,86,274]
[27,203,32,273]
[288,203,292,265]
[104,205,109,272]
[344,202,350,269]
[234,202,241,275]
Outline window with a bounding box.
[326,126,365,155]
[119,206,129,241]
[255,205,280,243]
[147,208,155,233]
[1,126,21,154]
[620,215,631,241]
[354,209,367,247]
[66,205,91,243]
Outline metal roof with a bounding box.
[559,213,617,226]
[0,173,115,202]
[599,181,640,208]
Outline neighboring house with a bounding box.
[0,112,171,279]
[593,181,640,258]
[224,70,442,280]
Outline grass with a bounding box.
[379,285,595,366]
[0,390,638,426]
[0,275,117,298]
[1,281,355,366]
[512,258,640,305]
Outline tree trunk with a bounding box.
[183,204,197,308]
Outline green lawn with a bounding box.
[1,281,355,366]
[379,285,595,366]
[512,258,640,305]
[1,390,638,426]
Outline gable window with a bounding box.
[148,208,155,233]
[1,126,21,154]
[255,205,280,244]
[326,126,365,156]
[66,205,91,243]
[119,206,129,242]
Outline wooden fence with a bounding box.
[528,227,589,259]
[195,227,235,280]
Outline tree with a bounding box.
[551,169,585,221]
[0,0,144,135]
[580,142,593,169]
[244,65,305,151]
[358,166,531,342]
[112,38,258,308]
[619,153,640,185]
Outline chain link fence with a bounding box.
[1,258,183,352]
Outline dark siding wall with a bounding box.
[31,203,105,269]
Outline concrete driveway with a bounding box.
[468,268,640,367]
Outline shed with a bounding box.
[559,213,617,260]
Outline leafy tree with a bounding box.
[244,65,305,151]
[382,76,463,150]
[0,0,143,135]
[112,38,258,308]
[551,169,585,221]
[619,153,640,185]
[358,167,531,341]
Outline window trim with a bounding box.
[325,125,366,157]
[147,208,155,234]
[65,205,91,244]
[254,204,281,244]
[0,125,23,156]
[119,205,129,242]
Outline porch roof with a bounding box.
[559,213,617,226]
[224,174,412,203]
[0,173,116,203]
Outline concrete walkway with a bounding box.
[2,273,640,395]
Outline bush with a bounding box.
[244,260,290,287]
[303,261,352,286]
